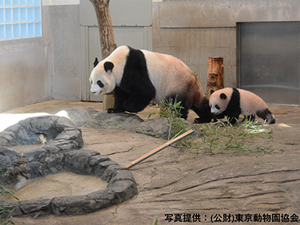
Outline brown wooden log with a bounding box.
[206,57,224,99]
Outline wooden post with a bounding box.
[206,57,224,99]
[89,0,116,110]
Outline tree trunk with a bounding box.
[90,0,116,109]
[206,57,224,99]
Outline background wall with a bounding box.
[44,1,81,100]
[1,0,299,113]
[0,30,50,112]
[0,0,80,112]
[153,0,300,104]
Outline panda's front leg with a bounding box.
[213,113,225,122]
[123,93,150,113]
[123,84,156,113]
[228,116,239,124]
[107,86,129,113]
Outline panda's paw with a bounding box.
[194,118,202,123]
[107,108,124,113]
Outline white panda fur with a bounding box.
[209,87,275,124]
[90,45,212,122]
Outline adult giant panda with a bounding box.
[209,87,275,124]
[90,45,211,122]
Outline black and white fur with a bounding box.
[209,87,275,124]
[90,45,211,122]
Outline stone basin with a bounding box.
[0,115,84,183]
[10,143,45,153]
[6,172,108,201]
[0,115,138,217]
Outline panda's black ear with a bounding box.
[220,93,227,100]
[104,61,114,73]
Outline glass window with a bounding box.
[28,7,34,21]
[0,0,42,41]
[5,23,12,39]
[0,8,4,23]
[5,0,12,7]
[0,25,4,39]
[13,23,19,38]
[13,7,19,22]
[5,8,12,23]
[13,0,19,6]
[21,22,27,37]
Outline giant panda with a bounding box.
[90,45,211,122]
[209,87,275,124]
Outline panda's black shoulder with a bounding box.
[125,46,146,63]
[122,46,147,72]
[120,46,154,92]
[223,88,241,116]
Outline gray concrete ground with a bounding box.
[1,100,300,225]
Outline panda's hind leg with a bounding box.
[178,104,189,120]
[162,95,189,119]
[242,115,255,122]
[257,109,276,124]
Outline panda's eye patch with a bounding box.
[97,80,104,88]
[215,105,220,110]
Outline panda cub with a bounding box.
[90,45,211,122]
[209,88,275,124]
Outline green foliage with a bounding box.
[148,98,188,141]
[151,219,161,225]
[189,70,199,79]
[197,118,273,155]
[148,99,273,155]
[0,188,15,224]
[0,168,21,225]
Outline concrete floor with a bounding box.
[1,100,300,225]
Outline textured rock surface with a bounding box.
[0,115,82,147]
[61,108,144,131]
[0,115,84,183]
[0,115,138,217]
[61,107,199,140]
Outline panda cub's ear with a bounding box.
[104,61,114,73]
[220,93,227,100]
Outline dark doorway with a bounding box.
[237,22,300,104]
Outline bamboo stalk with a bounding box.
[125,129,194,169]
